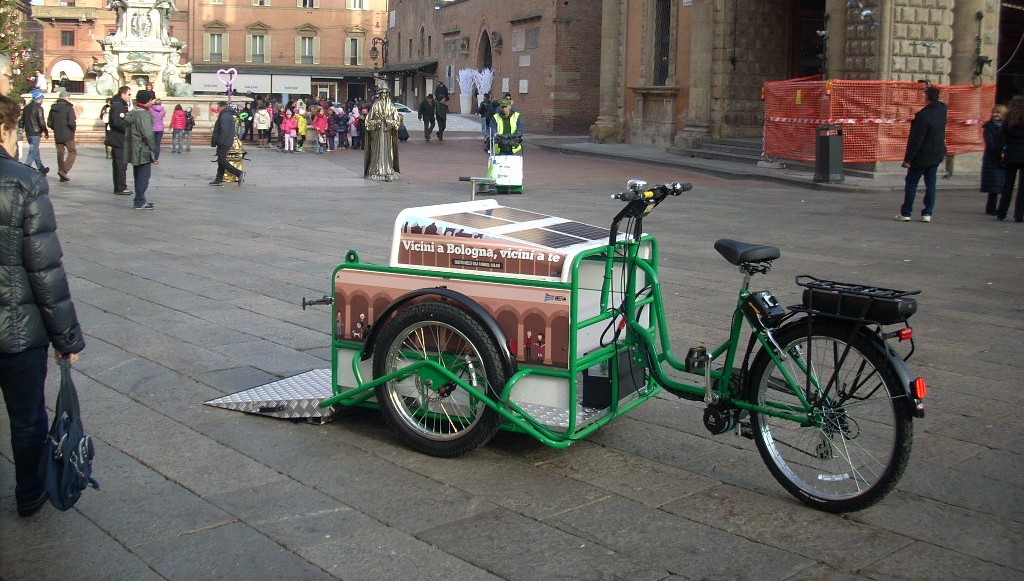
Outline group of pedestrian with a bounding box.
[249,99,368,154]
[477,91,520,153]
[981,96,1024,222]
[18,87,79,183]
[0,53,86,519]
[416,93,450,141]
[897,83,1024,224]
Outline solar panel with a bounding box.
[546,221,609,241]
[512,228,584,248]
[480,207,547,221]
[432,212,510,229]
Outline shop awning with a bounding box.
[271,75,311,94]
[191,72,271,93]
[376,60,438,75]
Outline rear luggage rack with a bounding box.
[792,275,920,325]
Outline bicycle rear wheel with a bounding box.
[747,320,912,512]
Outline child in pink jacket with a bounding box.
[281,109,298,153]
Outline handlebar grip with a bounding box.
[672,182,693,194]
[612,182,693,201]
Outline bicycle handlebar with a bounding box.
[611,181,692,202]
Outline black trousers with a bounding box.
[214,145,242,182]
[0,346,49,503]
[110,145,128,192]
[999,163,1024,221]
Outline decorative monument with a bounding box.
[90,0,192,97]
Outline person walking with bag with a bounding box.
[47,89,77,182]
[0,95,86,518]
[209,100,244,186]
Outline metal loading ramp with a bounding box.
[204,368,337,421]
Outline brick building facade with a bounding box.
[382,0,602,133]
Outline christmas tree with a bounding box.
[0,0,40,94]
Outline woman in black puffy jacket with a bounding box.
[0,94,85,518]
[998,96,1024,222]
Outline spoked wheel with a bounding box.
[747,320,912,512]
[373,302,507,457]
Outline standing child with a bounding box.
[183,107,195,152]
[149,98,166,161]
[312,108,329,153]
[350,116,363,149]
[281,109,298,153]
[170,104,186,153]
[295,109,308,152]
[337,110,350,149]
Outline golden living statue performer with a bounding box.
[363,87,401,182]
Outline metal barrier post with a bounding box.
[458,176,497,200]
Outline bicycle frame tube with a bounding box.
[599,237,818,425]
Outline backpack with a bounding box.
[184,111,195,131]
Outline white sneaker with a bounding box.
[921,215,931,222]
[894,214,910,222]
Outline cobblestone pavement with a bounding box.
[1,125,1021,580]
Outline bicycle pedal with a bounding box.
[738,421,753,440]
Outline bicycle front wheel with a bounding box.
[747,320,912,512]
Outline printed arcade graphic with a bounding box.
[334,270,572,368]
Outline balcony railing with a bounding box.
[251,54,265,63]
[210,53,223,62]
[300,55,314,64]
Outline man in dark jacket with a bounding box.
[434,95,449,142]
[897,85,947,222]
[124,90,157,210]
[478,93,497,151]
[47,89,77,182]
[417,94,436,141]
[209,101,244,186]
[0,95,86,518]
[20,89,49,174]
[105,85,132,195]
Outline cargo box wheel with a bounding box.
[373,302,507,457]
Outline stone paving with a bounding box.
[1,124,1021,580]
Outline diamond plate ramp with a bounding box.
[204,369,337,421]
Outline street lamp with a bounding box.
[368,37,387,65]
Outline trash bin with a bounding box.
[814,124,844,183]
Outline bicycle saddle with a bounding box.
[714,239,781,265]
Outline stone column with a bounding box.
[589,0,625,143]
[824,0,847,80]
[674,0,714,148]
[950,0,992,85]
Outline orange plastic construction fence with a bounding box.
[763,78,995,163]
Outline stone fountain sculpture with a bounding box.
[90,0,192,97]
